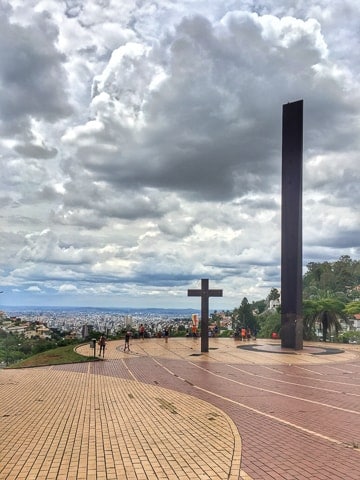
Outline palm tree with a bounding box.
[344,301,360,316]
[303,295,347,342]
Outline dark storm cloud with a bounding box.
[15,143,58,159]
[0,8,72,134]
[64,10,356,209]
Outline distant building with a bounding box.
[269,298,281,310]
[82,324,89,339]
[351,314,360,332]
[36,325,51,338]
[25,325,51,339]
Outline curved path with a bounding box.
[1,337,360,479]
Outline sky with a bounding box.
[0,0,359,310]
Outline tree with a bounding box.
[258,310,281,338]
[303,256,360,300]
[251,299,267,315]
[265,288,281,311]
[303,295,347,342]
[232,297,257,333]
[344,301,360,315]
[303,261,334,294]
[267,288,280,303]
[211,311,222,326]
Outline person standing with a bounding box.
[124,331,131,352]
[139,324,145,340]
[241,327,246,342]
[247,328,251,341]
[164,327,169,343]
[191,324,197,337]
[253,328,257,340]
[98,335,106,357]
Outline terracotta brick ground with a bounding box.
[1,338,359,479]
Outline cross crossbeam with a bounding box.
[187,279,223,352]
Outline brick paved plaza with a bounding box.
[1,338,359,479]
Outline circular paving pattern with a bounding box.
[237,343,344,355]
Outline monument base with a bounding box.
[281,313,303,350]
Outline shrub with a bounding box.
[339,331,360,344]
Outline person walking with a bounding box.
[164,327,169,344]
[98,335,106,357]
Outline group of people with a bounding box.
[240,327,256,341]
[98,325,256,357]
[98,331,132,355]
[139,324,169,342]
[139,324,170,341]
[97,325,171,356]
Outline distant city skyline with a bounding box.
[1,1,359,309]
[2,305,200,314]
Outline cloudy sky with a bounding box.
[0,0,359,310]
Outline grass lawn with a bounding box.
[8,344,98,368]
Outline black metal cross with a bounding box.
[188,278,223,352]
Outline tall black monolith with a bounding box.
[281,100,303,350]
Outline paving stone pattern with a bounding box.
[1,338,360,479]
